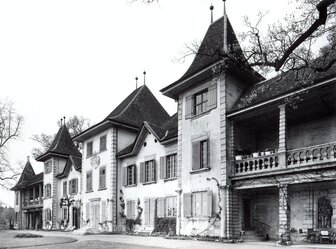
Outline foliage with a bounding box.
[0,206,15,229]
[14,233,43,238]
[0,99,24,189]
[153,217,176,235]
[31,115,90,158]
[124,198,143,233]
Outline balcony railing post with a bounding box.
[278,104,287,168]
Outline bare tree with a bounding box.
[0,100,24,189]
[31,115,91,158]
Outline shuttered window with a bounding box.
[87,141,93,157]
[126,200,136,219]
[166,196,177,217]
[99,167,106,189]
[45,208,51,221]
[99,135,106,152]
[86,171,92,191]
[160,154,177,180]
[63,181,67,196]
[140,160,156,183]
[183,190,213,218]
[157,197,166,218]
[69,179,78,195]
[185,84,217,119]
[192,139,210,171]
[122,165,136,186]
[45,184,51,198]
[86,203,90,221]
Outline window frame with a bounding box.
[126,164,136,186]
[99,166,106,189]
[99,135,107,152]
[86,141,93,158]
[145,160,155,183]
[194,89,208,116]
[86,171,93,192]
[63,181,67,196]
[69,179,78,195]
[166,154,177,179]
[166,196,177,217]
[45,184,51,198]
[44,160,52,174]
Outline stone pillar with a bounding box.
[278,104,287,168]
[220,186,227,238]
[176,189,182,235]
[278,184,291,243]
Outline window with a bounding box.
[45,208,51,221]
[157,196,177,218]
[86,171,92,192]
[126,200,136,219]
[63,181,67,196]
[100,135,106,152]
[140,160,156,183]
[87,141,93,157]
[194,90,208,115]
[45,184,51,198]
[44,160,52,174]
[185,85,217,119]
[183,190,213,218]
[160,154,177,180]
[29,188,33,200]
[69,179,78,195]
[99,167,106,189]
[15,192,19,205]
[123,165,136,186]
[192,138,209,171]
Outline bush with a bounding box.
[14,233,43,238]
[154,217,176,235]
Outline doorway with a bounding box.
[91,203,100,228]
[72,207,80,229]
[243,199,251,229]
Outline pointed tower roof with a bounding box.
[36,125,82,162]
[74,85,170,142]
[11,160,43,191]
[161,17,264,99]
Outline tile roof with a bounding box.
[117,113,178,158]
[36,125,82,161]
[104,85,170,128]
[229,57,336,113]
[161,17,264,98]
[11,161,43,191]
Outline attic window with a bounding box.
[144,142,147,147]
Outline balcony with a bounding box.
[233,142,336,177]
[22,197,43,209]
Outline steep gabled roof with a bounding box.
[11,161,42,191]
[161,17,264,99]
[117,114,178,158]
[36,125,81,162]
[55,155,82,179]
[74,85,170,142]
[229,57,336,114]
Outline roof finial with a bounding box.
[135,76,138,89]
[210,4,214,24]
[223,0,228,53]
[27,156,30,162]
[60,118,63,126]
[143,71,146,85]
[63,116,66,126]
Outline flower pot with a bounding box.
[252,152,259,157]
[235,155,242,160]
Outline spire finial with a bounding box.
[223,0,228,53]
[63,116,66,126]
[143,71,146,85]
[27,156,30,162]
[61,118,63,126]
[210,4,214,24]
[135,76,138,89]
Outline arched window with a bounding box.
[318,197,333,228]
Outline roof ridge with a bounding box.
[109,85,145,120]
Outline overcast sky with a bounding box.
[0,0,292,206]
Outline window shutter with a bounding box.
[207,84,217,110]
[157,197,166,218]
[140,162,145,183]
[150,198,156,227]
[133,165,137,185]
[126,200,130,217]
[75,179,78,194]
[207,190,213,217]
[192,142,201,170]
[86,203,90,220]
[69,181,71,195]
[102,201,106,221]
[183,193,192,217]
[122,167,127,186]
[185,95,194,119]
[153,160,156,181]
[160,156,166,179]
[207,139,210,168]
[144,198,149,226]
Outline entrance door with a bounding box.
[72,207,80,228]
[92,204,100,228]
[244,199,251,229]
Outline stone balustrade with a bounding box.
[234,153,280,175]
[287,142,336,167]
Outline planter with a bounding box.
[252,152,260,157]
[265,151,272,155]
[235,155,243,160]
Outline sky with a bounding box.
[0,0,292,206]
